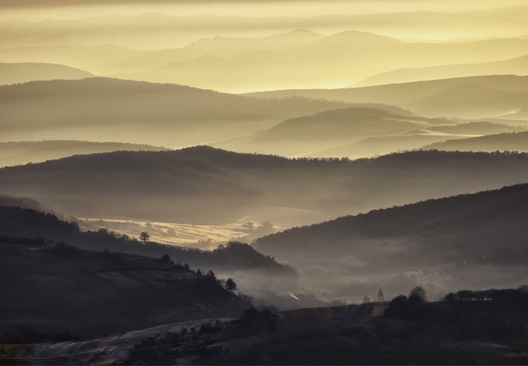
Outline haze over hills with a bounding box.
[214,107,443,156]
[3,148,528,229]
[2,7,527,49]
[3,1,528,363]
[248,75,528,120]
[0,78,351,146]
[214,109,527,158]
[421,131,528,153]
[105,33,528,91]
[254,183,528,300]
[356,53,528,87]
[4,20,528,91]
[304,134,461,159]
[0,140,171,168]
[303,122,527,159]
[0,63,93,85]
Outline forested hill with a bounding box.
[254,183,528,267]
[0,205,294,275]
[3,147,528,226]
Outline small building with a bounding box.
[377,288,385,302]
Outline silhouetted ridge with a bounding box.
[255,182,528,264]
[2,148,528,225]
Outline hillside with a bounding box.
[247,75,528,120]
[422,131,528,152]
[0,194,42,211]
[213,107,437,156]
[0,205,293,276]
[305,134,460,159]
[0,235,249,341]
[3,148,528,229]
[254,183,528,299]
[232,119,526,159]
[356,53,528,87]
[0,63,93,85]
[0,78,350,147]
[0,140,171,168]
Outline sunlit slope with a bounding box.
[356,54,528,87]
[0,140,170,168]
[0,62,93,85]
[0,78,350,146]
[2,148,528,227]
[248,75,528,120]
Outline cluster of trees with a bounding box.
[385,286,528,342]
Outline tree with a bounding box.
[160,254,174,265]
[139,231,150,243]
[225,278,237,292]
[206,270,216,281]
[409,286,427,303]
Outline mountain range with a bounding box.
[2,147,528,229]
[248,75,528,120]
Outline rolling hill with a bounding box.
[254,183,528,299]
[0,63,93,85]
[3,147,528,229]
[0,233,249,340]
[120,32,528,92]
[215,110,525,158]
[0,140,171,168]
[356,53,528,87]
[305,134,460,159]
[247,75,528,120]
[0,78,351,147]
[421,131,528,153]
[213,107,438,156]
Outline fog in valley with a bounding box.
[2,1,528,364]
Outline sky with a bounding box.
[1,0,527,21]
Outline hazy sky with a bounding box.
[1,0,527,20]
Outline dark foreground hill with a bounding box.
[0,205,293,276]
[3,147,528,227]
[254,183,528,299]
[8,288,528,365]
[0,237,250,341]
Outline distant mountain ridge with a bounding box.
[213,107,439,156]
[0,140,171,168]
[0,77,352,147]
[247,75,528,120]
[0,62,93,85]
[3,147,528,228]
[421,131,528,152]
[356,54,528,87]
